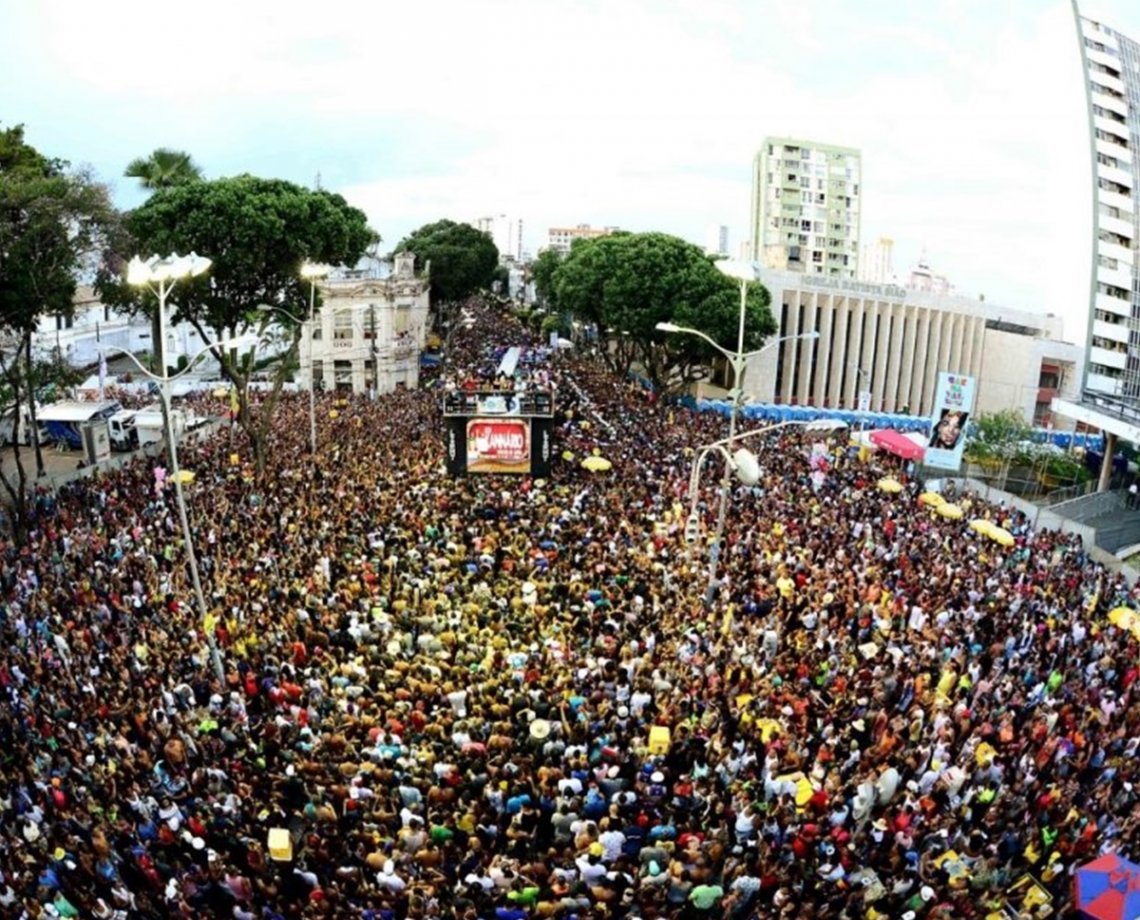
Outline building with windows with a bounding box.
[1052,5,1140,488]
[475,214,524,262]
[749,137,861,279]
[714,270,1079,422]
[303,252,431,395]
[545,224,619,255]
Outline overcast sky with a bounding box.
[2,0,1136,344]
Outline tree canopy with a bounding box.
[530,247,562,306]
[124,147,203,191]
[550,231,776,391]
[0,124,118,538]
[395,220,498,305]
[97,173,376,468]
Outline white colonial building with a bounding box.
[303,251,431,395]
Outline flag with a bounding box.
[98,351,107,399]
[230,387,239,417]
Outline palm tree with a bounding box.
[124,148,202,190]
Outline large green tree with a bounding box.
[124,147,203,190]
[395,219,498,306]
[0,124,119,540]
[97,174,376,470]
[551,231,775,391]
[530,247,563,307]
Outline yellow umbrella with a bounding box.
[1108,606,1140,632]
[173,469,195,484]
[918,491,945,507]
[581,456,612,473]
[969,519,993,536]
[878,478,903,494]
[562,450,575,461]
[987,526,1015,547]
[936,503,964,520]
[212,388,229,399]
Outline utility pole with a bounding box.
[370,302,378,400]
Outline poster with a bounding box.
[466,418,531,474]
[925,372,976,471]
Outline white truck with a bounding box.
[107,404,207,451]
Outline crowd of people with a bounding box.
[1,296,1138,919]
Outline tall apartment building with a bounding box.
[475,215,524,261]
[545,224,619,255]
[750,137,862,279]
[705,224,729,257]
[1042,5,1140,490]
[1073,9,1140,400]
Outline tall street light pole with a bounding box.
[657,260,820,605]
[126,252,233,686]
[300,262,332,454]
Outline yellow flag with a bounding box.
[230,387,239,415]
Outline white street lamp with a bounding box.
[125,251,238,686]
[103,332,258,686]
[299,262,333,453]
[657,260,820,605]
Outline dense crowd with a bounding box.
[1,296,1138,919]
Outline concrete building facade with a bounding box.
[750,137,862,279]
[303,252,430,396]
[731,270,1079,421]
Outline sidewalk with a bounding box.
[1,417,226,502]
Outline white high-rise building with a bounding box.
[474,214,524,261]
[1051,4,1140,491]
[858,237,895,285]
[750,137,862,279]
[704,224,729,257]
[1072,9,1139,399]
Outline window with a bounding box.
[1097,177,1130,194]
[1099,229,1131,246]
[1098,281,1130,300]
[394,305,411,335]
[1095,308,1125,323]
[1099,256,1121,270]
[1093,335,1127,353]
[812,250,823,263]
[333,310,355,340]
[1089,363,1123,379]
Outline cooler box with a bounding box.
[648,725,671,755]
[268,827,293,862]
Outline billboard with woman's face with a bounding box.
[925,373,976,470]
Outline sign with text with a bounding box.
[925,372,976,470]
[466,418,531,474]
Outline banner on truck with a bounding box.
[466,418,531,474]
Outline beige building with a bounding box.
[732,270,1079,421]
[303,252,431,395]
[546,224,619,255]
